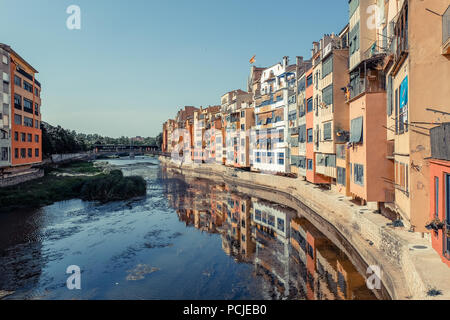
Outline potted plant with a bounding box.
[425,218,445,231]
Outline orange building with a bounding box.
[428,124,450,267]
[305,65,329,185]
[0,44,42,170]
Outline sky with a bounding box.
[0,0,348,137]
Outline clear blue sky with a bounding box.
[0,0,348,137]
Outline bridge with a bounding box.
[93,144,165,158]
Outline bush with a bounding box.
[0,168,147,212]
[80,170,147,202]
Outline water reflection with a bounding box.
[162,167,377,300]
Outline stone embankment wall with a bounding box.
[0,169,44,187]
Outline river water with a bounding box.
[0,157,378,300]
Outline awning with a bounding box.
[349,116,363,143]
[400,76,408,109]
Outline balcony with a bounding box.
[17,67,33,81]
[442,6,450,55]
[348,66,386,101]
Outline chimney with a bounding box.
[296,56,303,66]
[283,56,289,68]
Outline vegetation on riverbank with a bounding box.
[42,121,163,157]
[0,162,147,212]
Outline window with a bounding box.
[435,177,439,219]
[307,159,313,171]
[14,114,22,125]
[277,129,284,143]
[14,148,18,159]
[27,133,32,142]
[21,133,25,141]
[1,147,7,161]
[322,84,333,106]
[307,98,313,112]
[349,21,360,55]
[349,0,360,19]
[387,76,393,116]
[20,148,26,158]
[277,218,285,232]
[240,124,245,130]
[337,167,346,186]
[256,152,261,163]
[24,98,33,113]
[35,120,39,128]
[23,81,33,93]
[14,94,22,109]
[354,164,364,186]
[395,88,399,134]
[323,122,332,140]
[268,215,275,227]
[14,131,18,141]
[349,117,363,143]
[322,56,333,78]
[241,111,245,118]
[298,124,306,143]
[24,116,33,127]
[278,153,284,165]
[306,74,313,87]
[2,55,7,64]
[14,76,21,87]
[255,209,262,221]
[27,148,32,158]
[34,88,39,97]
[307,128,313,143]
[35,135,39,143]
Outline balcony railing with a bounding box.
[348,72,386,100]
[17,67,33,81]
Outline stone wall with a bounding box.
[0,169,44,187]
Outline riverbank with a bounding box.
[0,161,146,212]
[160,156,450,300]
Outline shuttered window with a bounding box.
[323,122,332,140]
[354,164,364,186]
[387,76,393,116]
[322,56,333,79]
[350,117,363,143]
[298,124,307,143]
[349,0,359,18]
[298,156,306,169]
[322,85,333,106]
[337,167,346,186]
[349,22,360,55]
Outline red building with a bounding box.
[429,123,450,267]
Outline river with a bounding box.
[0,157,378,300]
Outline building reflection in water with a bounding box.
[161,168,377,300]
